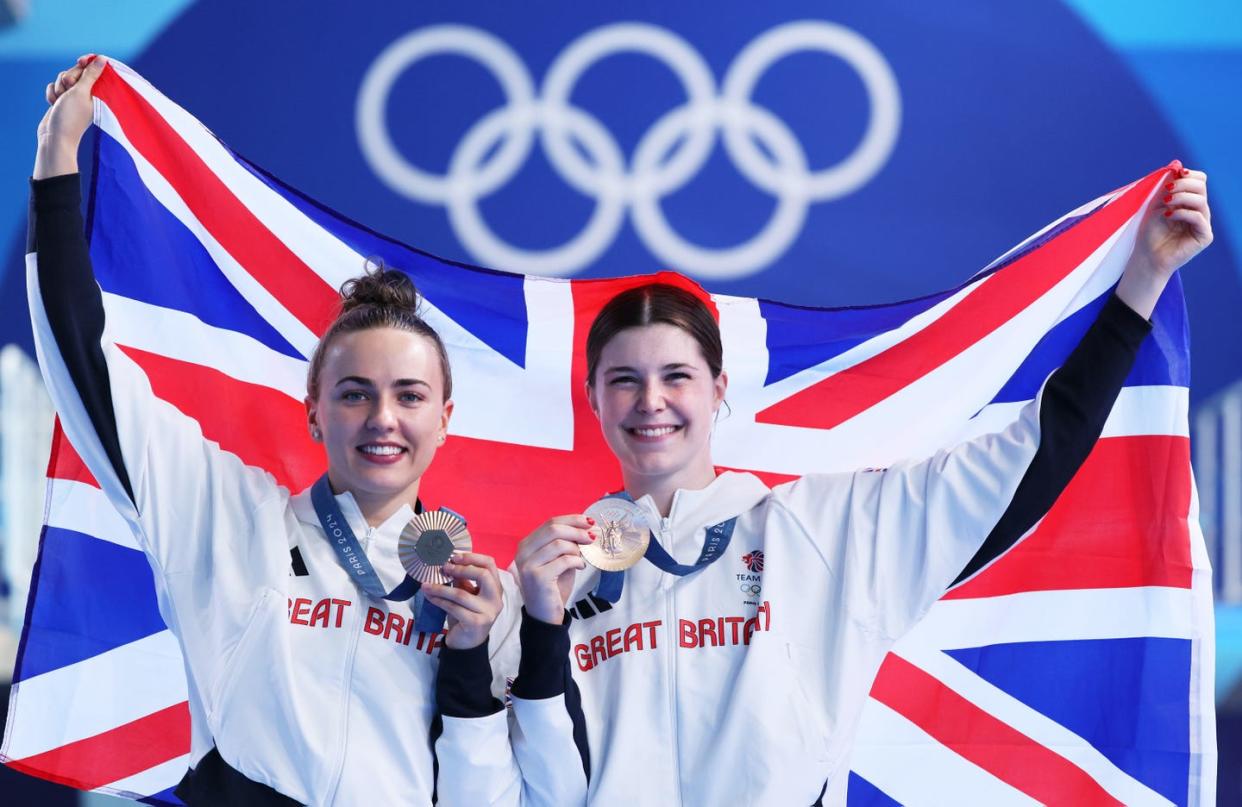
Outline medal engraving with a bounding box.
[581,498,650,572]
[399,510,472,585]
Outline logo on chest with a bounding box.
[737,550,764,603]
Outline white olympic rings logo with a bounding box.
[357,21,901,278]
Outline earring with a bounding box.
[310,426,322,441]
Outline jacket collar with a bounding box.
[292,486,416,592]
[632,471,771,559]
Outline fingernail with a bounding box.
[1181,168,1189,176]
[1164,210,1173,217]
[1166,183,1174,190]
[1164,194,1172,203]
[586,517,595,525]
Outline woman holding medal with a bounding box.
[507,168,1213,803]
[30,55,523,805]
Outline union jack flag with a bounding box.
[1,60,1214,805]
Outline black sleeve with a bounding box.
[29,174,134,503]
[951,293,1151,585]
[511,609,591,781]
[435,639,504,718]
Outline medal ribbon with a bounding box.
[310,474,447,633]
[593,491,740,603]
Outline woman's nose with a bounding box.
[637,382,665,413]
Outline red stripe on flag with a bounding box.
[945,435,1192,599]
[117,346,323,492]
[92,64,338,335]
[46,419,100,488]
[755,167,1169,431]
[871,654,1123,805]
[5,701,189,792]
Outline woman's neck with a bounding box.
[327,473,419,528]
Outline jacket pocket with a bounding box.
[208,588,276,724]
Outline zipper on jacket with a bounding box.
[657,512,684,806]
[321,553,368,804]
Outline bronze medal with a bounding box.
[399,510,472,585]
[581,498,650,572]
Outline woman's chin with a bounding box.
[341,465,420,499]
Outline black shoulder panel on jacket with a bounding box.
[30,174,135,504]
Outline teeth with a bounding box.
[633,426,677,437]
[361,445,403,456]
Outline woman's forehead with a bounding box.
[600,323,707,366]
[323,328,439,376]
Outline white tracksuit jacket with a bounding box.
[500,293,1149,805]
[28,174,524,806]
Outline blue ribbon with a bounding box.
[593,491,739,604]
[310,474,448,633]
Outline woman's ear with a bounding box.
[305,397,322,442]
[437,399,454,444]
[586,381,601,419]
[714,370,728,412]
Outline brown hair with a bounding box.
[306,262,452,401]
[585,283,722,385]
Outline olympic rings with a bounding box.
[357,21,901,278]
[740,583,762,596]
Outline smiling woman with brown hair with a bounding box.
[28,54,525,806]
[506,165,1213,803]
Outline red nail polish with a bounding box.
[1165,183,1174,191]
[1181,168,1189,176]
[1164,210,1173,217]
[586,517,595,525]
[1164,194,1172,203]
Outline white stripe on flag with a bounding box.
[1185,475,1219,807]
[96,753,190,800]
[963,385,1191,442]
[893,645,1176,807]
[92,97,320,358]
[101,292,308,401]
[104,60,367,292]
[714,218,1140,476]
[3,631,186,760]
[902,586,1197,652]
[851,698,1042,806]
[45,478,139,551]
[435,276,577,450]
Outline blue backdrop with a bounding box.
[1,0,1240,401]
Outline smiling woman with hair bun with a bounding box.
[28,54,527,806]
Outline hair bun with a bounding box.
[339,259,420,315]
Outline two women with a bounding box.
[32,53,1213,806]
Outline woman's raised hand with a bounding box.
[514,516,594,625]
[35,54,106,179]
[421,552,505,650]
[1116,161,1212,318]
